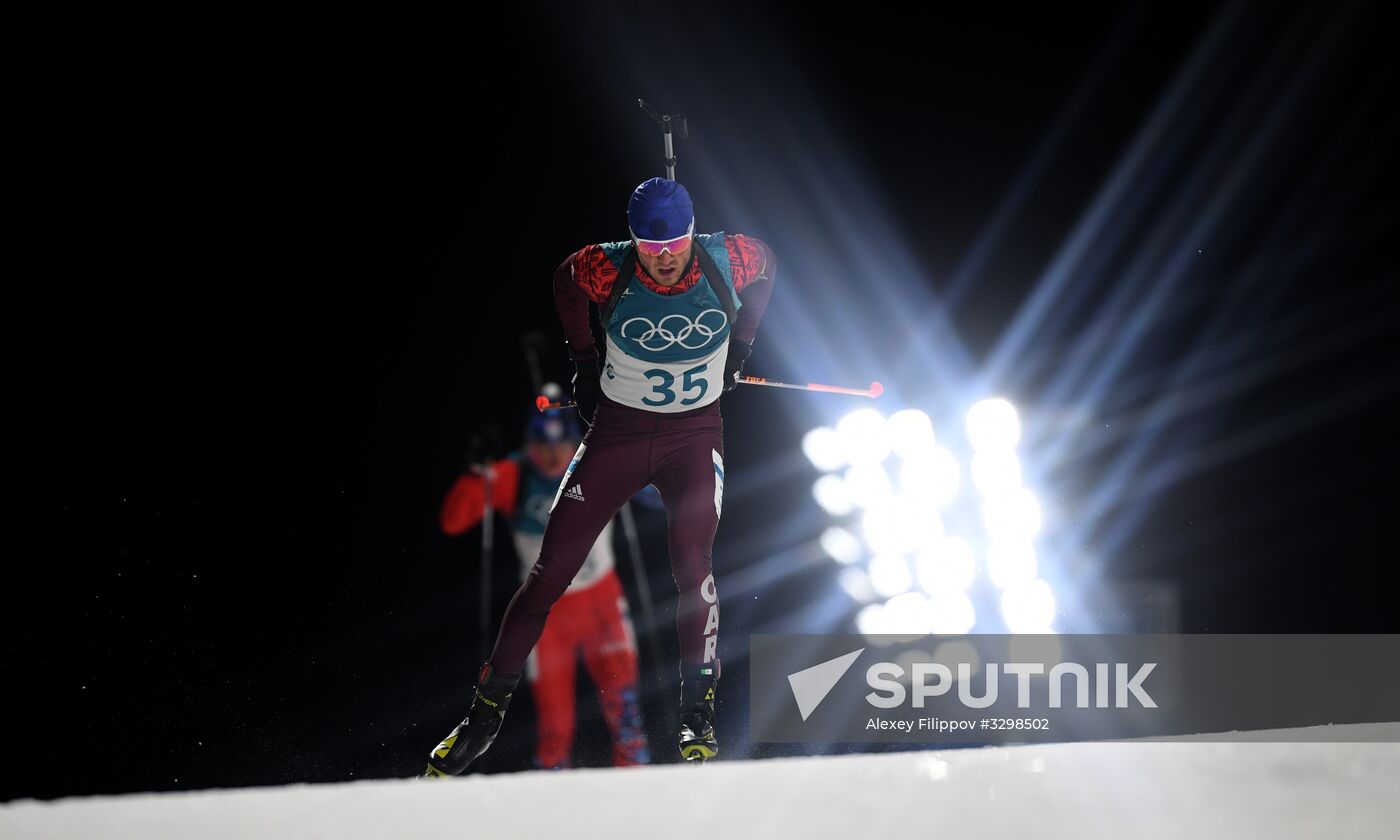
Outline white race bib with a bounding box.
[600,334,729,413]
[513,521,615,593]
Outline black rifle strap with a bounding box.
[691,243,739,325]
[598,247,638,331]
[598,242,737,332]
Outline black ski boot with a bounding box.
[678,660,720,762]
[423,663,521,778]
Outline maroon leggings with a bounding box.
[489,397,724,674]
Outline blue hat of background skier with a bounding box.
[627,177,694,240]
[527,408,581,444]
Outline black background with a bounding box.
[8,1,1397,801]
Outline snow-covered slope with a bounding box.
[5,723,1397,839]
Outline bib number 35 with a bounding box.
[642,362,709,407]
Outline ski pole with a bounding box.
[535,378,884,412]
[463,431,499,663]
[520,330,547,395]
[737,376,884,398]
[617,501,666,691]
[478,464,495,664]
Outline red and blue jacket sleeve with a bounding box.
[726,234,776,346]
[439,458,522,536]
[553,246,617,357]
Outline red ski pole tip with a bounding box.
[535,395,549,412]
[869,381,884,397]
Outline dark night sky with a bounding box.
[9,1,1398,801]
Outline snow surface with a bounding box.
[5,723,1397,839]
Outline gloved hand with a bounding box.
[462,428,501,472]
[571,345,602,427]
[723,339,752,393]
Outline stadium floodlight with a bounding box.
[986,541,1037,589]
[812,474,855,516]
[929,447,962,505]
[836,408,892,465]
[819,526,863,565]
[966,398,1021,452]
[908,507,947,556]
[802,426,846,473]
[899,446,961,508]
[856,603,888,636]
[927,590,977,635]
[1001,579,1057,633]
[861,502,924,556]
[970,449,1023,497]
[982,486,1043,542]
[915,537,977,593]
[883,592,931,634]
[838,567,878,604]
[844,462,894,510]
[869,553,914,598]
[888,409,936,460]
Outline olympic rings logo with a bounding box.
[620,309,728,351]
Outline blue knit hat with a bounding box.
[527,408,581,444]
[627,177,694,240]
